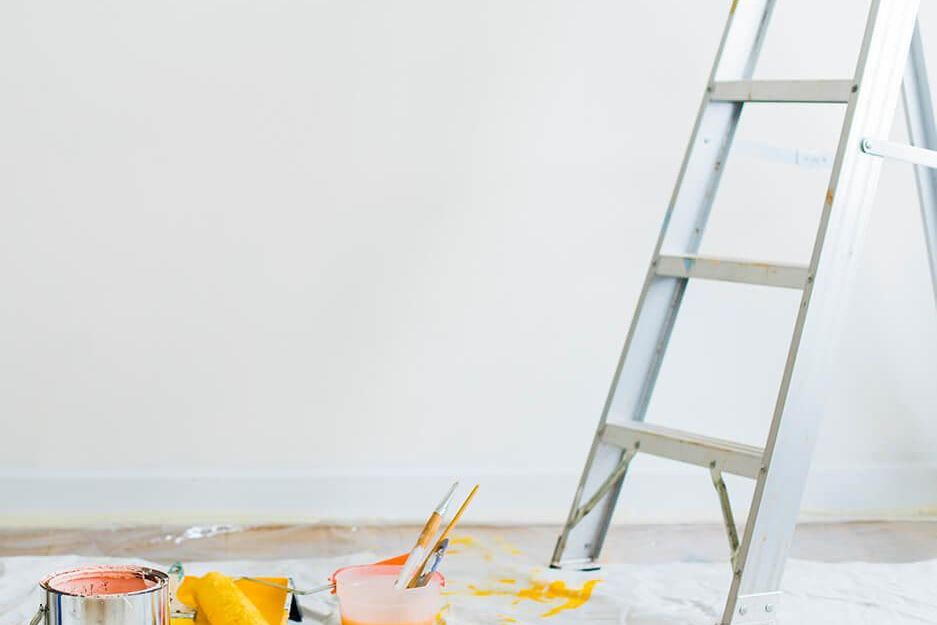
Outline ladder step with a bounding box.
[710,79,854,103]
[602,422,764,479]
[655,254,809,289]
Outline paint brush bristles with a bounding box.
[406,484,479,589]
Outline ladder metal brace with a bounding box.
[551,446,637,570]
[709,462,742,569]
[860,137,937,168]
[569,447,637,528]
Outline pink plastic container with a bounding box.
[333,564,444,625]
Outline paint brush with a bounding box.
[411,538,449,588]
[406,483,478,588]
[393,481,459,589]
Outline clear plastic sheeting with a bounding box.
[3,554,937,624]
[171,525,241,544]
[2,530,937,624]
[0,525,421,563]
[4,523,936,565]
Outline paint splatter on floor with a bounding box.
[464,579,601,618]
[450,536,477,546]
[449,534,496,562]
[447,536,479,556]
[441,535,603,620]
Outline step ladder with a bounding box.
[551,1,937,624]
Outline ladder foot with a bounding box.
[548,562,602,572]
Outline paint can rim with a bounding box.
[40,565,169,599]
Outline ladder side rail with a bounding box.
[552,0,779,567]
[724,2,921,623]
[902,20,937,303]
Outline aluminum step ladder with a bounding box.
[551,1,937,624]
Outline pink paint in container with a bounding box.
[333,564,444,625]
[33,565,170,625]
[43,566,163,596]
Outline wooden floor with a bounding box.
[1,522,935,565]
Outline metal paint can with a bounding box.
[30,565,170,625]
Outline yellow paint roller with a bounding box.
[175,573,292,625]
[186,572,270,625]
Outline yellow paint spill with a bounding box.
[435,602,451,625]
[499,617,518,624]
[447,535,478,555]
[449,535,477,547]
[538,581,600,618]
[466,579,601,618]
[498,578,517,585]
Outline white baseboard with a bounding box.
[1,465,935,528]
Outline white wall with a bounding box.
[1,0,936,526]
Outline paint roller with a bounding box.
[182,572,270,625]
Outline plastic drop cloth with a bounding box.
[2,532,937,624]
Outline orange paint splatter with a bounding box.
[499,617,518,624]
[498,578,516,585]
[466,579,601,618]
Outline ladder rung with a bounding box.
[710,79,854,103]
[602,422,764,479]
[655,254,809,289]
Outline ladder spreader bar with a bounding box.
[602,422,765,479]
[710,79,854,103]
[655,254,809,289]
[861,136,937,169]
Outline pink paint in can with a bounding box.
[31,565,169,625]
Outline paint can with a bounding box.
[29,565,170,625]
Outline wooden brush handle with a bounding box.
[415,513,442,547]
